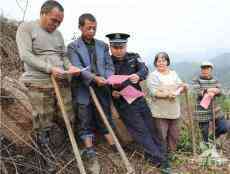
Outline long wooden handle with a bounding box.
[89,86,135,174]
[51,75,86,174]
[212,101,216,145]
[185,91,196,156]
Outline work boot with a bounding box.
[36,129,56,172]
[144,152,161,168]
[82,147,101,174]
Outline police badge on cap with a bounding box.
[106,33,130,46]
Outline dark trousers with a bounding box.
[199,116,229,142]
[153,118,179,152]
[114,97,166,164]
[73,86,115,140]
[199,122,209,143]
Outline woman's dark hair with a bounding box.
[40,0,64,15]
[154,52,170,66]
[78,13,96,28]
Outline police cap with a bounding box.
[105,33,130,46]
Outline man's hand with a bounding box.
[129,74,140,84]
[112,91,121,99]
[67,65,81,76]
[207,91,215,98]
[207,88,220,95]
[181,83,189,92]
[94,76,107,86]
[51,67,65,78]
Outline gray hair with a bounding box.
[154,52,170,66]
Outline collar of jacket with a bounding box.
[112,53,129,63]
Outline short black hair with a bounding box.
[78,13,96,28]
[154,52,170,66]
[201,65,212,69]
[40,0,64,15]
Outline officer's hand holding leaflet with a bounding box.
[112,91,121,98]
[129,74,140,84]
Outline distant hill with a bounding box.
[147,53,230,87]
[210,53,230,87]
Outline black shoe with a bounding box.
[160,160,171,174]
[144,152,161,167]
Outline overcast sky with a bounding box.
[2,0,230,62]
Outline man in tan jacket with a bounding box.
[16,0,80,150]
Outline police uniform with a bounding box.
[106,33,166,165]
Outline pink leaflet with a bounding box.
[200,93,212,109]
[106,75,130,85]
[120,85,145,104]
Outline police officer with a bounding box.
[106,33,170,173]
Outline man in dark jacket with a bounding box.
[67,14,115,172]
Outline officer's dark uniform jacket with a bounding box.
[112,52,148,105]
